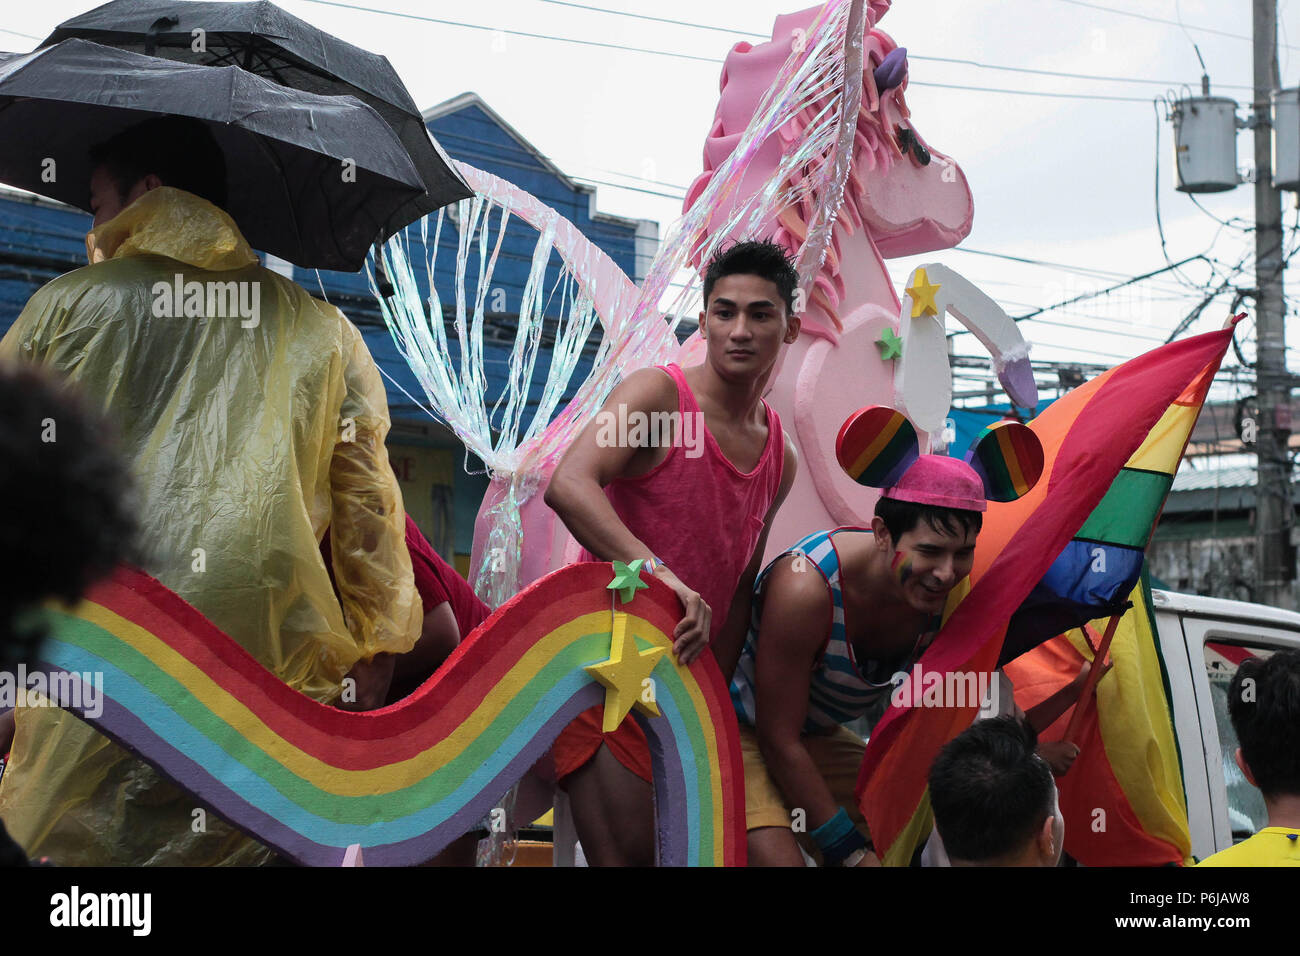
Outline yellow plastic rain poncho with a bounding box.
[0,187,422,865]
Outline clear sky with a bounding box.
[5,0,1298,404]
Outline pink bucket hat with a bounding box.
[883,455,987,512]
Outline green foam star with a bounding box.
[607,559,650,604]
[876,327,903,361]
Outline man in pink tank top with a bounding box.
[545,240,800,865]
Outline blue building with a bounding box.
[0,92,659,577]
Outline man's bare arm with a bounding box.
[1028,658,1112,776]
[545,368,711,662]
[545,368,675,560]
[713,435,798,680]
[753,558,842,831]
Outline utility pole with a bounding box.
[1253,0,1294,607]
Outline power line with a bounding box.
[948,246,1191,283]
[428,128,689,202]
[537,0,761,38]
[910,55,1250,93]
[994,341,1143,363]
[1008,314,1171,342]
[912,80,1150,103]
[294,0,1200,104]
[941,252,1250,344]
[569,175,685,201]
[977,296,1188,339]
[988,280,1204,302]
[586,164,692,191]
[1166,210,1300,343]
[540,0,1255,92]
[296,0,723,63]
[1052,0,1300,50]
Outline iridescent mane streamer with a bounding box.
[373,0,864,609]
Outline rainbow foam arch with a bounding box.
[33,563,745,866]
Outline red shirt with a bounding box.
[321,516,489,640]
[401,516,490,638]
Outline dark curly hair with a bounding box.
[702,239,800,315]
[0,363,136,667]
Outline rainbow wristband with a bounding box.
[811,807,867,865]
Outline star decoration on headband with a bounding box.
[608,559,649,604]
[906,267,941,318]
[875,327,903,361]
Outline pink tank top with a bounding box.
[581,363,784,639]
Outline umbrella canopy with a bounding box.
[42,0,472,232]
[0,38,427,271]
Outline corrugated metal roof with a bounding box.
[1172,466,1259,492]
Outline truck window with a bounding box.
[1204,641,1271,842]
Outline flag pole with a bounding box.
[1063,610,1124,747]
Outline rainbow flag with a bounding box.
[1006,568,1194,866]
[28,563,745,866]
[992,356,1224,865]
[856,325,1236,865]
[999,358,1221,662]
[1000,351,1221,865]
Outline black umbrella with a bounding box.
[0,39,427,271]
[42,0,472,235]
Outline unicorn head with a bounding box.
[683,1,974,343]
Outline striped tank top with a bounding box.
[731,527,923,733]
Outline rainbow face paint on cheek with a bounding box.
[892,550,914,586]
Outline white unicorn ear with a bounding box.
[895,265,950,436]
[895,263,1038,436]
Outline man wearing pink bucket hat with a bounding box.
[730,406,1045,866]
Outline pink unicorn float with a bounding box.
[370,0,1039,863]
[679,1,1035,559]
[376,0,1034,604]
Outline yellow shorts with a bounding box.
[738,722,871,848]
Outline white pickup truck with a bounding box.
[1152,588,1300,860]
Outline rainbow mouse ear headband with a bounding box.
[836,406,1044,511]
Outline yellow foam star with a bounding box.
[585,612,667,732]
[906,267,941,318]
